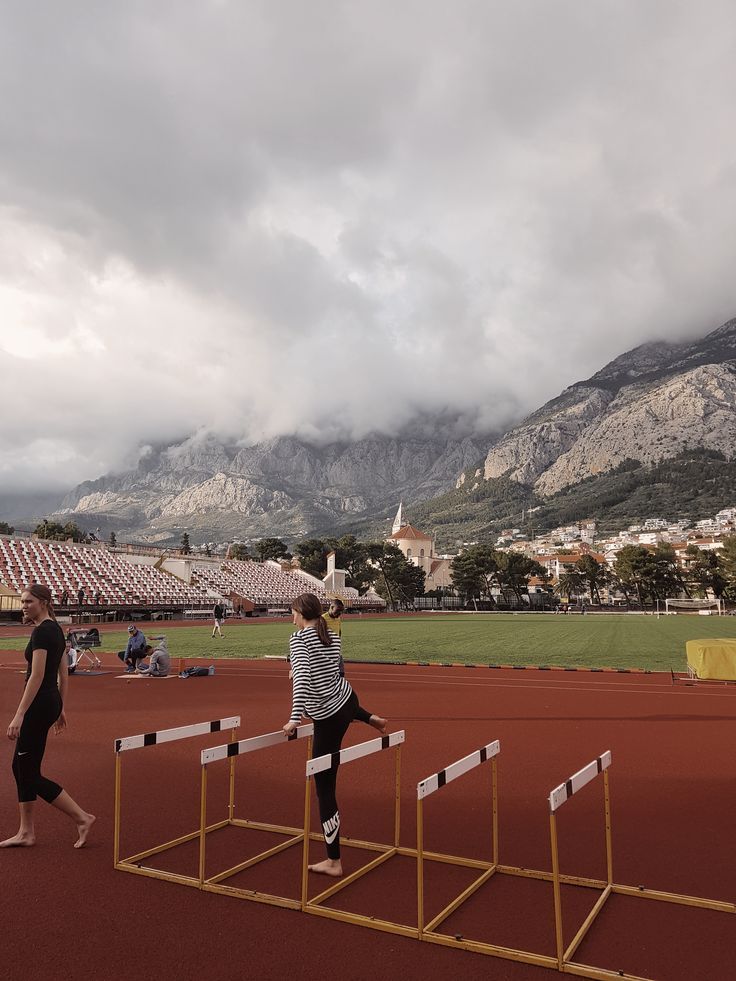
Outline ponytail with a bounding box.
[314,615,331,647]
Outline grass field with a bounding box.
[3,613,736,671]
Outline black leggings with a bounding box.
[12,691,63,804]
[312,690,371,860]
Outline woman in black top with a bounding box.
[1,584,95,849]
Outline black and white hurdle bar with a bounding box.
[302,730,409,934]
[113,715,241,887]
[199,724,314,909]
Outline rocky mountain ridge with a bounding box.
[57,426,489,543]
[472,318,736,497]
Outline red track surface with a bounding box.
[2,649,735,981]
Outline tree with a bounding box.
[253,538,289,562]
[365,542,425,610]
[575,555,607,605]
[325,535,377,593]
[495,552,544,606]
[650,543,688,601]
[0,521,14,535]
[613,545,678,606]
[684,544,726,598]
[109,531,117,547]
[181,532,191,555]
[294,538,328,578]
[205,544,212,557]
[450,545,500,604]
[34,520,88,543]
[229,543,251,561]
[556,570,585,603]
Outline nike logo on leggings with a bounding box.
[322,812,340,844]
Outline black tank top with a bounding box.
[25,619,66,693]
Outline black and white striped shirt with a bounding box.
[288,626,352,724]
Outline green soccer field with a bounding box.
[3,613,735,671]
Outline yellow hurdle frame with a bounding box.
[417,739,563,970]
[302,730,414,936]
[548,752,735,981]
[199,724,315,910]
[114,716,240,887]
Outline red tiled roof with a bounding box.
[389,524,431,541]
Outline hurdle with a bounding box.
[548,751,735,980]
[114,715,240,887]
[416,740,560,968]
[199,724,314,909]
[302,730,410,935]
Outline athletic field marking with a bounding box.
[417,740,500,799]
[114,716,240,753]
[307,730,405,776]
[549,751,612,812]
[201,723,313,764]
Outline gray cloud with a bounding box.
[1,0,736,492]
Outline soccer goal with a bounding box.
[662,597,724,616]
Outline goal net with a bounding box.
[664,598,723,616]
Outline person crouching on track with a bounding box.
[1,584,95,849]
[118,625,147,673]
[137,636,171,677]
[282,592,386,877]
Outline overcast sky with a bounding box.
[1,1,736,492]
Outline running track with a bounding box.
[1,648,735,980]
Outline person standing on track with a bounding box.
[212,601,225,638]
[282,592,386,878]
[1,584,95,849]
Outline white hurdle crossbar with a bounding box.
[199,723,314,909]
[418,740,500,801]
[114,715,241,886]
[549,751,611,813]
[307,730,405,775]
[202,723,313,765]
[302,730,408,934]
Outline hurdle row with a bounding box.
[114,718,734,981]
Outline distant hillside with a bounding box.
[410,450,736,549]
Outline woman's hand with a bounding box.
[7,714,23,740]
[54,711,68,735]
[282,720,298,736]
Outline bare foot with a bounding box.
[308,858,343,876]
[369,715,388,734]
[0,832,35,848]
[74,813,96,848]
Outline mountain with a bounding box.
[19,317,736,548]
[54,417,491,544]
[474,318,736,497]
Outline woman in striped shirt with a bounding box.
[282,592,386,877]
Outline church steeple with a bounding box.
[391,501,404,535]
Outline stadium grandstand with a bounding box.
[190,558,376,612]
[0,534,383,622]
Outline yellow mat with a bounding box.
[685,639,736,680]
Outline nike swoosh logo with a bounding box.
[322,813,340,844]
